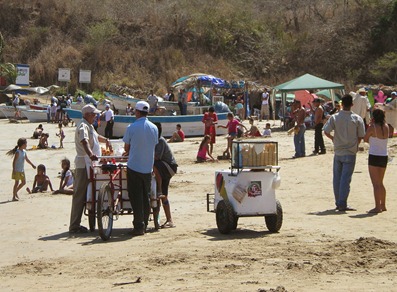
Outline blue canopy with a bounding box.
[172,73,245,89]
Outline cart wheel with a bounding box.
[216,200,236,234]
[97,183,114,241]
[265,200,283,233]
[88,210,96,232]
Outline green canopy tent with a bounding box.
[273,74,345,129]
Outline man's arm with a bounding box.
[124,143,130,156]
[324,131,334,142]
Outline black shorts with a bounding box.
[368,154,388,168]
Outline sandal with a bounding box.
[161,221,175,228]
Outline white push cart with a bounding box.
[207,140,282,234]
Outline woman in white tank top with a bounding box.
[364,109,389,213]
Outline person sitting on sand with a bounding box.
[168,124,185,143]
[32,124,44,139]
[263,123,272,137]
[37,133,49,149]
[27,164,53,194]
[197,135,216,162]
[53,158,74,195]
[245,117,262,137]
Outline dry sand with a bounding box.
[0,118,396,292]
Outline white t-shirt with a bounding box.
[262,92,269,105]
[104,109,114,122]
[147,95,158,108]
[64,169,74,187]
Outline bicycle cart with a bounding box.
[207,140,283,234]
[84,140,158,241]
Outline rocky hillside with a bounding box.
[1,0,397,95]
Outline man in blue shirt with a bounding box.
[123,101,158,235]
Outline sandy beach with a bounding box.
[0,118,396,292]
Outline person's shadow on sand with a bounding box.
[0,200,17,205]
[308,209,379,218]
[307,209,343,216]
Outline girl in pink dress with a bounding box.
[217,113,247,158]
[196,135,216,162]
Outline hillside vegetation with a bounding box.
[1,0,397,96]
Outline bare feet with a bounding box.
[26,187,31,194]
[12,197,19,201]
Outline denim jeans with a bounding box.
[294,124,306,157]
[333,154,356,209]
[127,168,151,231]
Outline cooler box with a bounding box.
[214,170,279,216]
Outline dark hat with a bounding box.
[313,98,322,103]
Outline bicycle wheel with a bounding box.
[97,183,114,241]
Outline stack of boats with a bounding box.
[65,92,229,138]
[0,92,229,138]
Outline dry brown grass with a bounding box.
[1,0,396,93]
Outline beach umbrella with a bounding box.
[26,86,49,94]
[171,73,207,88]
[46,84,60,91]
[3,84,22,92]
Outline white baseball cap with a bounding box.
[135,101,150,113]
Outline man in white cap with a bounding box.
[351,88,371,126]
[123,101,158,236]
[102,104,114,138]
[69,104,112,234]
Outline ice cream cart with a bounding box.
[207,140,283,234]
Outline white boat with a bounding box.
[65,108,229,138]
[0,105,28,119]
[21,109,48,123]
[104,92,207,115]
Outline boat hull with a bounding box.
[22,110,48,123]
[0,105,28,119]
[104,92,205,115]
[65,108,228,138]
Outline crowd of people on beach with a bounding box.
[6,85,395,238]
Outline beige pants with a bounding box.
[261,104,269,120]
[69,167,89,231]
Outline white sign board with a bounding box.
[79,69,91,84]
[58,68,71,82]
[16,64,30,86]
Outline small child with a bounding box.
[56,123,65,148]
[168,124,185,143]
[32,124,44,139]
[263,123,272,137]
[38,133,49,149]
[53,158,74,195]
[246,117,262,137]
[7,138,36,201]
[27,164,53,193]
[217,113,247,158]
[197,135,216,162]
